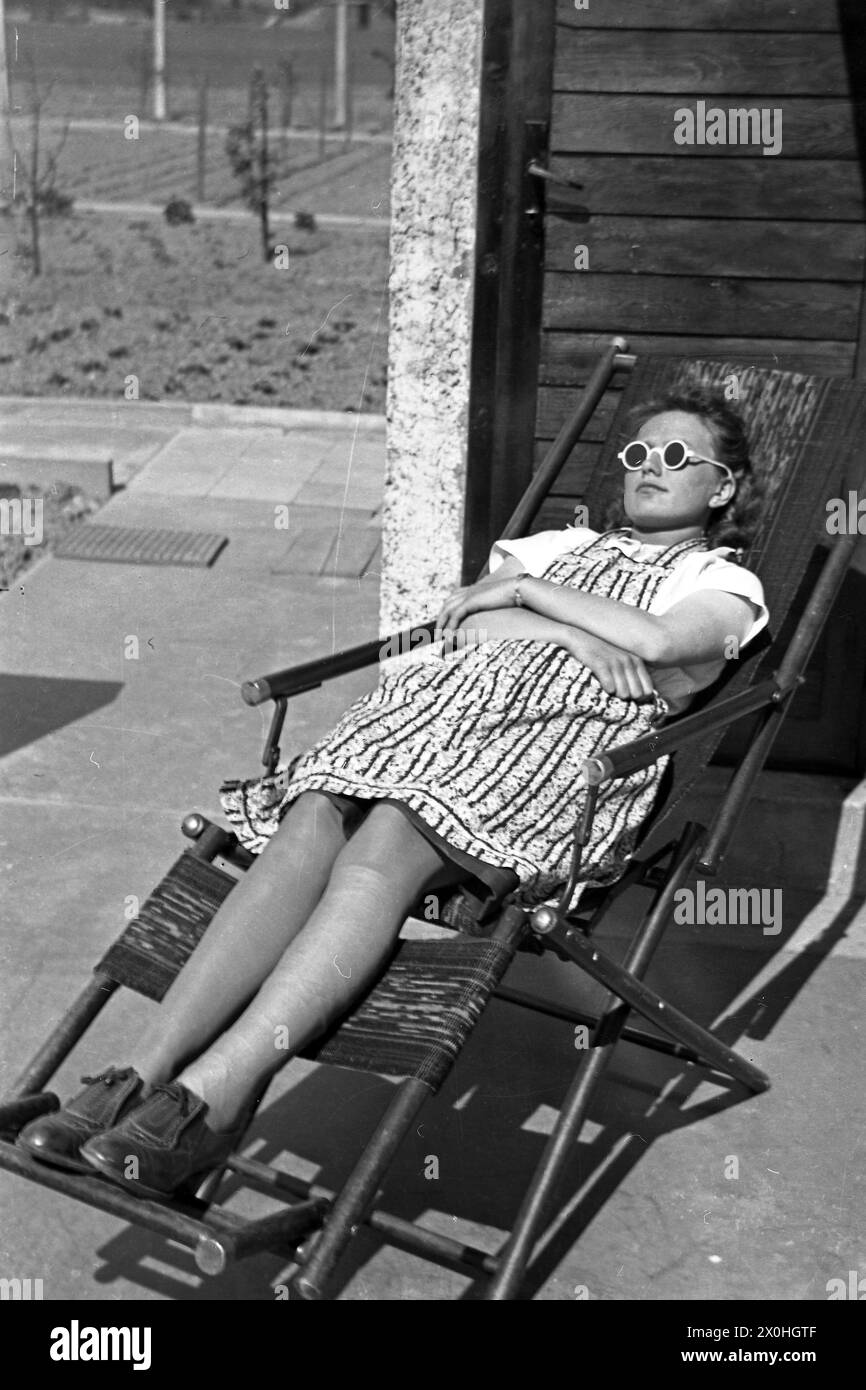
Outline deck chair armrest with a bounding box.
[241,620,440,706]
[582,676,784,787]
[545,676,787,916]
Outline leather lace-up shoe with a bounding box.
[16,1067,145,1173]
[80,1080,249,1200]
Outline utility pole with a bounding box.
[0,0,14,210]
[334,0,347,128]
[153,0,166,121]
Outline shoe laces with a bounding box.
[80,1067,131,1089]
[133,1082,204,1139]
[146,1082,197,1120]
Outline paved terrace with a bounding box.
[0,396,864,1301]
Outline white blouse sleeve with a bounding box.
[656,554,769,648]
[488,527,595,578]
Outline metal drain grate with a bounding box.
[54,524,228,568]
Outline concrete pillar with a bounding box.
[380,0,484,635]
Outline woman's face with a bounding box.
[623,410,734,533]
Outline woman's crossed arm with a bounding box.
[436,553,758,699]
[437,554,655,701]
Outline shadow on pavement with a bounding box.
[0,674,124,758]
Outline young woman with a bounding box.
[18,386,768,1199]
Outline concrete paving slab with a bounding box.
[270,524,337,575]
[208,458,322,502]
[242,430,343,466]
[316,436,389,473]
[294,481,386,511]
[128,460,235,498]
[7,570,379,689]
[207,432,384,502]
[283,502,380,524]
[323,525,383,579]
[271,520,382,578]
[126,428,258,494]
[125,426,378,503]
[309,467,386,500]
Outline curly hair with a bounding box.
[602,386,764,557]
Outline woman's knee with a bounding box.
[249,792,351,894]
[329,803,447,894]
[282,790,342,829]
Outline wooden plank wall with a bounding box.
[535,0,866,529]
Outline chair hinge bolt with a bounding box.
[530,906,559,934]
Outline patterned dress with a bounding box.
[220,532,709,913]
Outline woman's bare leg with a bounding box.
[128,791,361,1085]
[175,803,462,1129]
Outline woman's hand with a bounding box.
[566,629,655,701]
[435,576,517,636]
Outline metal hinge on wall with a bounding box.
[526,159,589,219]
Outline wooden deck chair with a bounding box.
[1,338,863,1301]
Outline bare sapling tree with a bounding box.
[14,67,71,276]
[225,66,275,263]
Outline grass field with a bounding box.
[0,211,390,410]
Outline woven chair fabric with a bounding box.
[95,853,236,1001]
[307,938,516,1089]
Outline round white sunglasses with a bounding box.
[618,439,735,488]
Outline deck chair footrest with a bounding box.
[306,938,517,1090]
